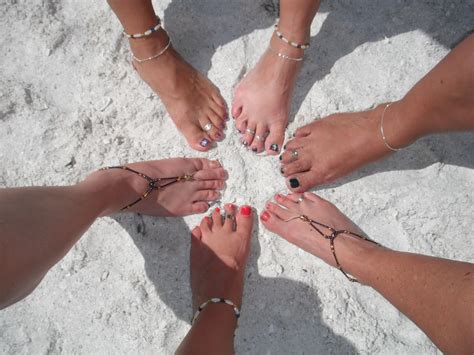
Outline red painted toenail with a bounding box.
[240,205,251,216]
[266,203,272,210]
[215,207,220,213]
[260,211,270,222]
[225,203,235,209]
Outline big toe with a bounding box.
[181,124,213,152]
[286,171,318,193]
[235,205,254,238]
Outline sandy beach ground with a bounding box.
[1,0,473,353]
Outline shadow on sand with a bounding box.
[113,213,356,353]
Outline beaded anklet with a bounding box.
[123,16,162,39]
[284,215,381,282]
[192,298,240,324]
[99,166,194,211]
[274,24,310,50]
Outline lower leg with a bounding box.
[280,34,474,191]
[106,0,228,151]
[232,0,320,155]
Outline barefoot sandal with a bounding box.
[192,298,240,325]
[284,215,381,282]
[99,166,194,211]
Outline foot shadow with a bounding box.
[319,131,474,190]
[113,212,356,353]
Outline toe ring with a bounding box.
[297,195,304,203]
[291,149,299,160]
[255,131,269,141]
[246,128,256,135]
[203,123,214,132]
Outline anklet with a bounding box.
[284,215,381,282]
[274,24,310,50]
[380,103,402,152]
[99,166,194,210]
[192,298,240,324]
[123,16,162,39]
[132,37,172,63]
[269,46,304,62]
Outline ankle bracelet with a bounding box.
[191,298,240,324]
[380,103,402,152]
[269,46,304,62]
[123,16,162,39]
[274,23,310,50]
[132,37,172,63]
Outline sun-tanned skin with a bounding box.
[177,204,253,355]
[260,192,474,354]
[232,0,321,155]
[0,158,226,309]
[280,34,474,191]
[107,0,228,151]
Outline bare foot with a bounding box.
[131,32,228,151]
[260,192,381,273]
[231,35,303,155]
[190,204,253,312]
[279,102,418,192]
[86,158,227,216]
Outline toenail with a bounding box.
[260,211,270,222]
[242,140,249,147]
[215,207,221,213]
[283,144,287,150]
[215,132,223,141]
[270,144,279,152]
[225,203,235,209]
[289,178,300,188]
[280,167,284,174]
[200,138,210,147]
[252,147,257,153]
[240,205,252,216]
[279,154,282,160]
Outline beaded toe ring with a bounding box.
[100,166,194,210]
[192,298,240,325]
[284,215,381,282]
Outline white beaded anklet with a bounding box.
[191,298,240,324]
[123,16,162,39]
[274,23,310,50]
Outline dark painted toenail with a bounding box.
[200,138,210,147]
[270,144,279,152]
[280,168,284,174]
[279,154,282,160]
[242,140,249,147]
[283,144,287,150]
[289,178,300,188]
[252,147,258,153]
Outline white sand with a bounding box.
[1,0,473,353]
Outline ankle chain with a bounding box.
[132,37,172,63]
[268,46,304,62]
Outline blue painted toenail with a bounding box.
[200,138,210,147]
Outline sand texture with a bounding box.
[1,0,473,353]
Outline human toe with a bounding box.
[193,190,221,202]
[191,202,210,214]
[286,171,317,193]
[265,125,285,155]
[250,125,269,153]
[194,167,228,181]
[235,205,253,236]
[280,160,311,177]
[223,203,237,231]
[241,123,257,148]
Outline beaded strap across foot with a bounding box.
[191,298,240,325]
[284,215,381,282]
[99,166,194,211]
